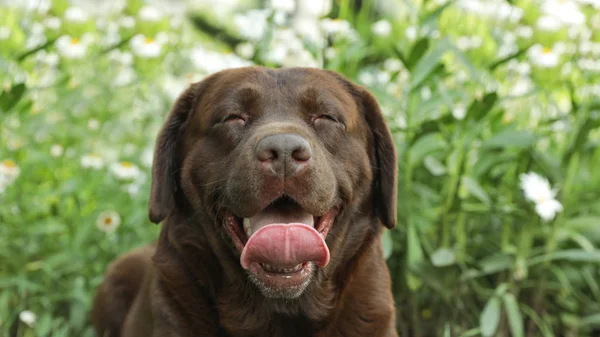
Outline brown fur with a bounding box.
[92,67,398,337]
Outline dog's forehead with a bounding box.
[194,68,361,128]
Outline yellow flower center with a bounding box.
[121,161,134,168]
[145,37,154,44]
[71,38,80,45]
[2,160,16,168]
[542,47,552,54]
[104,217,113,225]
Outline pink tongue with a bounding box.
[240,224,330,269]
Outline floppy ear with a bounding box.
[149,82,203,224]
[358,88,398,229]
[326,71,398,229]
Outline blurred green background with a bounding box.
[1,0,600,336]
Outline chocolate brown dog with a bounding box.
[91,67,398,337]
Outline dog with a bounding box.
[91,67,398,337]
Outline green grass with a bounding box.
[1,0,600,336]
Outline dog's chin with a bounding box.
[221,196,339,299]
[246,262,315,299]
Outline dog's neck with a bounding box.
[153,210,381,336]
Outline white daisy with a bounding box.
[114,66,136,87]
[535,199,564,221]
[96,210,121,233]
[119,16,135,29]
[0,160,20,182]
[235,42,255,59]
[372,19,392,37]
[528,44,560,68]
[541,0,585,25]
[43,17,61,30]
[50,144,64,157]
[64,7,89,23]
[130,34,163,58]
[138,6,163,22]
[269,0,295,13]
[452,103,467,120]
[520,172,563,221]
[141,147,154,167]
[81,154,104,169]
[536,15,562,31]
[19,310,36,327]
[56,35,89,59]
[297,0,332,17]
[233,9,270,41]
[88,119,100,130]
[110,161,141,180]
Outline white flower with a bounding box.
[81,154,104,169]
[138,6,163,22]
[297,0,332,17]
[88,119,100,130]
[50,144,64,157]
[64,7,89,23]
[19,310,36,327]
[130,34,163,58]
[108,50,133,65]
[509,77,533,96]
[372,19,392,36]
[56,35,89,59]
[114,66,136,87]
[452,103,467,120]
[110,161,141,180]
[405,26,418,41]
[0,26,10,40]
[324,47,336,59]
[535,199,563,221]
[515,26,533,38]
[528,44,560,68]
[235,42,255,59]
[536,15,562,31]
[96,210,121,233]
[190,47,253,73]
[270,0,295,13]
[359,71,375,86]
[520,172,557,203]
[293,17,325,46]
[579,0,600,8]
[541,0,585,25]
[119,16,135,29]
[320,18,352,36]
[233,9,270,41]
[0,160,20,191]
[43,17,61,30]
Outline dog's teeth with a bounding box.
[261,263,302,273]
[243,218,252,236]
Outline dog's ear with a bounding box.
[149,81,206,224]
[327,71,398,229]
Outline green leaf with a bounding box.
[528,249,600,266]
[503,293,524,337]
[480,296,502,337]
[482,130,536,150]
[407,38,430,70]
[410,38,450,88]
[466,92,498,121]
[0,83,26,113]
[430,247,456,267]
[406,221,424,291]
[424,155,447,176]
[409,132,448,166]
[461,176,491,205]
[580,313,600,327]
[381,230,393,260]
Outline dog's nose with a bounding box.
[256,134,312,176]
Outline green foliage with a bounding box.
[1,0,600,336]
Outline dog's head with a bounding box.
[149,67,397,299]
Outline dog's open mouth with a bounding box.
[223,197,338,294]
